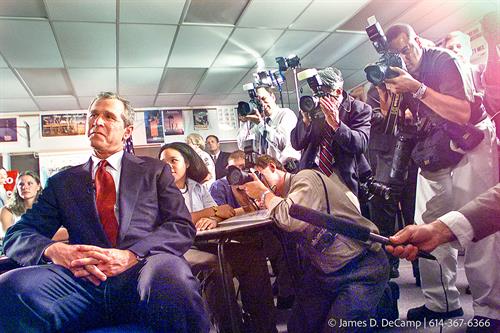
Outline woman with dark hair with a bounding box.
[159,142,235,229]
[159,142,276,333]
[0,171,67,241]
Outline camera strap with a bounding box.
[383,92,403,135]
[313,171,330,214]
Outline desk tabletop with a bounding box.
[195,210,274,241]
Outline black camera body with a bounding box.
[237,83,263,117]
[364,17,404,86]
[227,140,260,186]
[275,55,301,71]
[297,68,328,119]
[359,170,392,201]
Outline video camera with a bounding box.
[227,139,261,186]
[364,16,404,86]
[237,82,263,117]
[297,68,328,119]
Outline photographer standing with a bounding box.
[379,23,499,324]
[291,67,371,195]
[243,85,300,168]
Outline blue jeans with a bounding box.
[288,249,389,333]
[0,253,210,333]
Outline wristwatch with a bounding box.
[412,82,427,100]
[211,206,219,218]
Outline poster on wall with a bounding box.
[162,110,184,135]
[2,170,18,198]
[0,118,18,142]
[193,109,209,130]
[217,106,238,130]
[38,151,91,186]
[41,113,86,137]
[144,110,164,144]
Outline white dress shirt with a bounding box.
[439,211,474,248]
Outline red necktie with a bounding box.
[95,160,119,246]
[318,128,335,177]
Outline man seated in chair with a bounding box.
[0,92,209,333]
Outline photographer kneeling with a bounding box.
[242,155,389,333]
[378,23,498,323]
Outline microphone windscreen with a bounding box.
[289,204,371,242]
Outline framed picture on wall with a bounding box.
[193,109,209,130]
[0,118,18,142]
[144,110,165,144]
[41,113,86,137]
[162,110,184,135]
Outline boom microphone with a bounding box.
[289,204,436,260]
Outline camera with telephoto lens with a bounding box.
[364,16,404,86]
[297,68,328,119]
[237,83,263,117]
[227,139,261,186]
[359,170,392,201]
[275,55,301,71]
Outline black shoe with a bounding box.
[407,305,464,321]
[390,266,400,279]
[276,295,295,310]
[465,285,471,295]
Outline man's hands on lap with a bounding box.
[44,243,138,286]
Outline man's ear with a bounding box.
[123,125,134,141]
[269,163,276,173]
[415,36,422,49]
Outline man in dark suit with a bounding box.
[206,134,230,179]
[0,92,209,332]
[291,67,371,195]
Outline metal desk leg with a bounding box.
[217,237,241,333]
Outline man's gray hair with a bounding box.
[89,92,135,127]
[318,67,344,90]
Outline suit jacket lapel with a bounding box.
[118,152,142,244]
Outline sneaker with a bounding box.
[407,305,463,321]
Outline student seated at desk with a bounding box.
[159,142,276,333]
[0,171,68,241]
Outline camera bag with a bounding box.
[411,127,464,172]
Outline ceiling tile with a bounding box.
[0,0,47,18]
[230,69,256,93]
[35,96,79,111]
[338,0,418,32]
[301,32,367,68]
[196,68,249,94]
[155,94,193,107]
[0,56,9,68]
[0,98,38,112]
[77,96,95,108]
[262,30,329,66]
[213,28,283,67]
[222,93,248,105]
[119,68,163,95]
[420,1,497,41]
[185,0,248,25]
[343,70,367,90]
[69,68,116,96]
[160,68,207,93]
[120,24,176,67]
[18,68,73,96]
[168,26,233,67]
[0,69,31,98]
[291,0,370,32]
[120,0,185,24]
[334,40,378,71]
[189,94,227,106]
[45,0,115,22]
[238,0,310,29]
[123,96,155,108]
[0,20,64,68]
[55,22,115,67]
